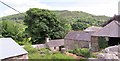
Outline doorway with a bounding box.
[108,37,120,46]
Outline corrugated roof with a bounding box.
[0,38,28,59]
[92,20,120,37]
[65,31,94,41]
[47,39,64,47]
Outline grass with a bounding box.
[67,48,96,58]
[24,43,75,60]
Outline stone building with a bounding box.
[64,26,101,50]
[64,31,94,50]
[28,38,64,52]
[91,15,120,51]
[0,38,28,61]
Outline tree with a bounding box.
[72,22,90,30]
[2,20,27,45]
[71,17,103,30]
[0,21,3,37]
[24,8,67,44]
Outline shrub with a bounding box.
[73,48,83,56]
[24,43,41,59]
[24,43,76,59]
[90,53,97,58]
[38,48,51,55]
[67,48,91,58]
[80,48,90,58]
[98,37,108,49]
[67,50,74,53]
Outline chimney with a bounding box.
[46,37,50,42]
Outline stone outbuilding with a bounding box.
[91,15,120,51]
[64,26,102,50]
[0,38,28,61]
[64,31,94,50]
[28,38,64,52]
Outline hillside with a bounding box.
[0,10,110,21]
[53,10,110,20]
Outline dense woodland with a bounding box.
[0,8,110,45]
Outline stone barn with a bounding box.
[0,38,28,61]
[91,15,120,52]
[64,31,94,50]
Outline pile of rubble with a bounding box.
[97,45,120,59]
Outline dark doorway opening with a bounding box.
[59,46,64,51]
[108,37,120,46]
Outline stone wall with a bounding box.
[91,36,99,52]
[94,45,120,61]
[65,39,90,50]
[64,39,75,50]
[74,40,89,48]
[49,47,59,52]
[2,54,28,61]
[88,58,119,61]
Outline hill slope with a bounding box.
[0,10,110,21]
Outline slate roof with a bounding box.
[65,31,94,41]
[92,20,120,37]
[102,15,120,27]
[32,44,46,48]
[0,38,28,59]
[65,31,79,40]
[47,39,64,47]
[84,26,102,32]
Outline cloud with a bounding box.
[68,3,117,16]
[0,0,51,17]
[0,0,120,17]
[47,0,120,16]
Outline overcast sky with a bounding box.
[0,0,120,17]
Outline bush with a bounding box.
[24,43,41,59]
[67,50,74,53]
[24,43,76,59]
[38,48,51,55]
[80,48,90,58]
[98,37,108,49]
[90,53,97,58]
[67,48,91,58]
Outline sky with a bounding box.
[0,0,120,17]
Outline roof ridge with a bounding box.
[114,21,120,27]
